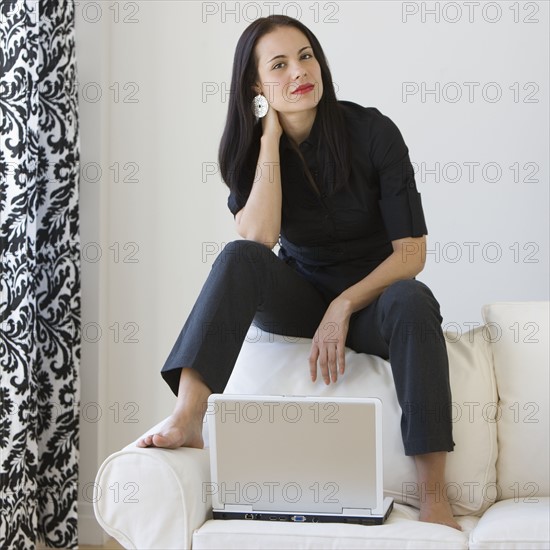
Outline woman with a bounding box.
[138,15,459,530]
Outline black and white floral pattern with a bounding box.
[1,0,80,548]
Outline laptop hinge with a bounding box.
[223,504,253,512]
[342,507,373,516]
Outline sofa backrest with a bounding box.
[225,317,502,517]
[482,302,550,502]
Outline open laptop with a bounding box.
[205,394,394,525]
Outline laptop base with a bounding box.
[213,497,394,526]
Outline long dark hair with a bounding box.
[218,15,350,204]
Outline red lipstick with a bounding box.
[292,83,315,95]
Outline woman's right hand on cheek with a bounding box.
[261,103,283,139]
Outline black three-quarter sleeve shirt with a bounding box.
[227,100,428,302]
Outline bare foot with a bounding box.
[137,368,211,449]
[136,413,204,449]
[414,452,462,531]
[419,497,462,530]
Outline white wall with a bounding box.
[76,1,549,542]
[76,3,110,542]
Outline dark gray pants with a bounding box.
[161,240,454,455]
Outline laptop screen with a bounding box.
[207,395,382,516]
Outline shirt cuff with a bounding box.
[379,191,428,241]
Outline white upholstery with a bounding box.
[469,498,550,550]
[481,302,550,500]
[193,505,479,550]
[223,324,498,516]
[93,302,550,549]
[94,436,211,549]
[443,327,499,515]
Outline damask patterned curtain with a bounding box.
[1,1,80,548]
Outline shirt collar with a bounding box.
[280,108,322,152]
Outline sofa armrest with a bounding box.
[94,434,211,550]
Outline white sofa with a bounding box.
[94,302,550,549]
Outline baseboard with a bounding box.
[79,501,109,546]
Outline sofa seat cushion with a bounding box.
[192,504,478,550]
[469,498,550,549]
[223,325,497,516]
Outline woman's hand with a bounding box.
[309,298,352,385]
[235,99,283,248]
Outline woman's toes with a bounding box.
[136,435,151,447]
[152,432,176,448]
[134,416,204,449]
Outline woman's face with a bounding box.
[253,26,323,115]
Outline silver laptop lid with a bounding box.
[206,394,384,516]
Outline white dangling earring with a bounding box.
[251,94,269,118]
